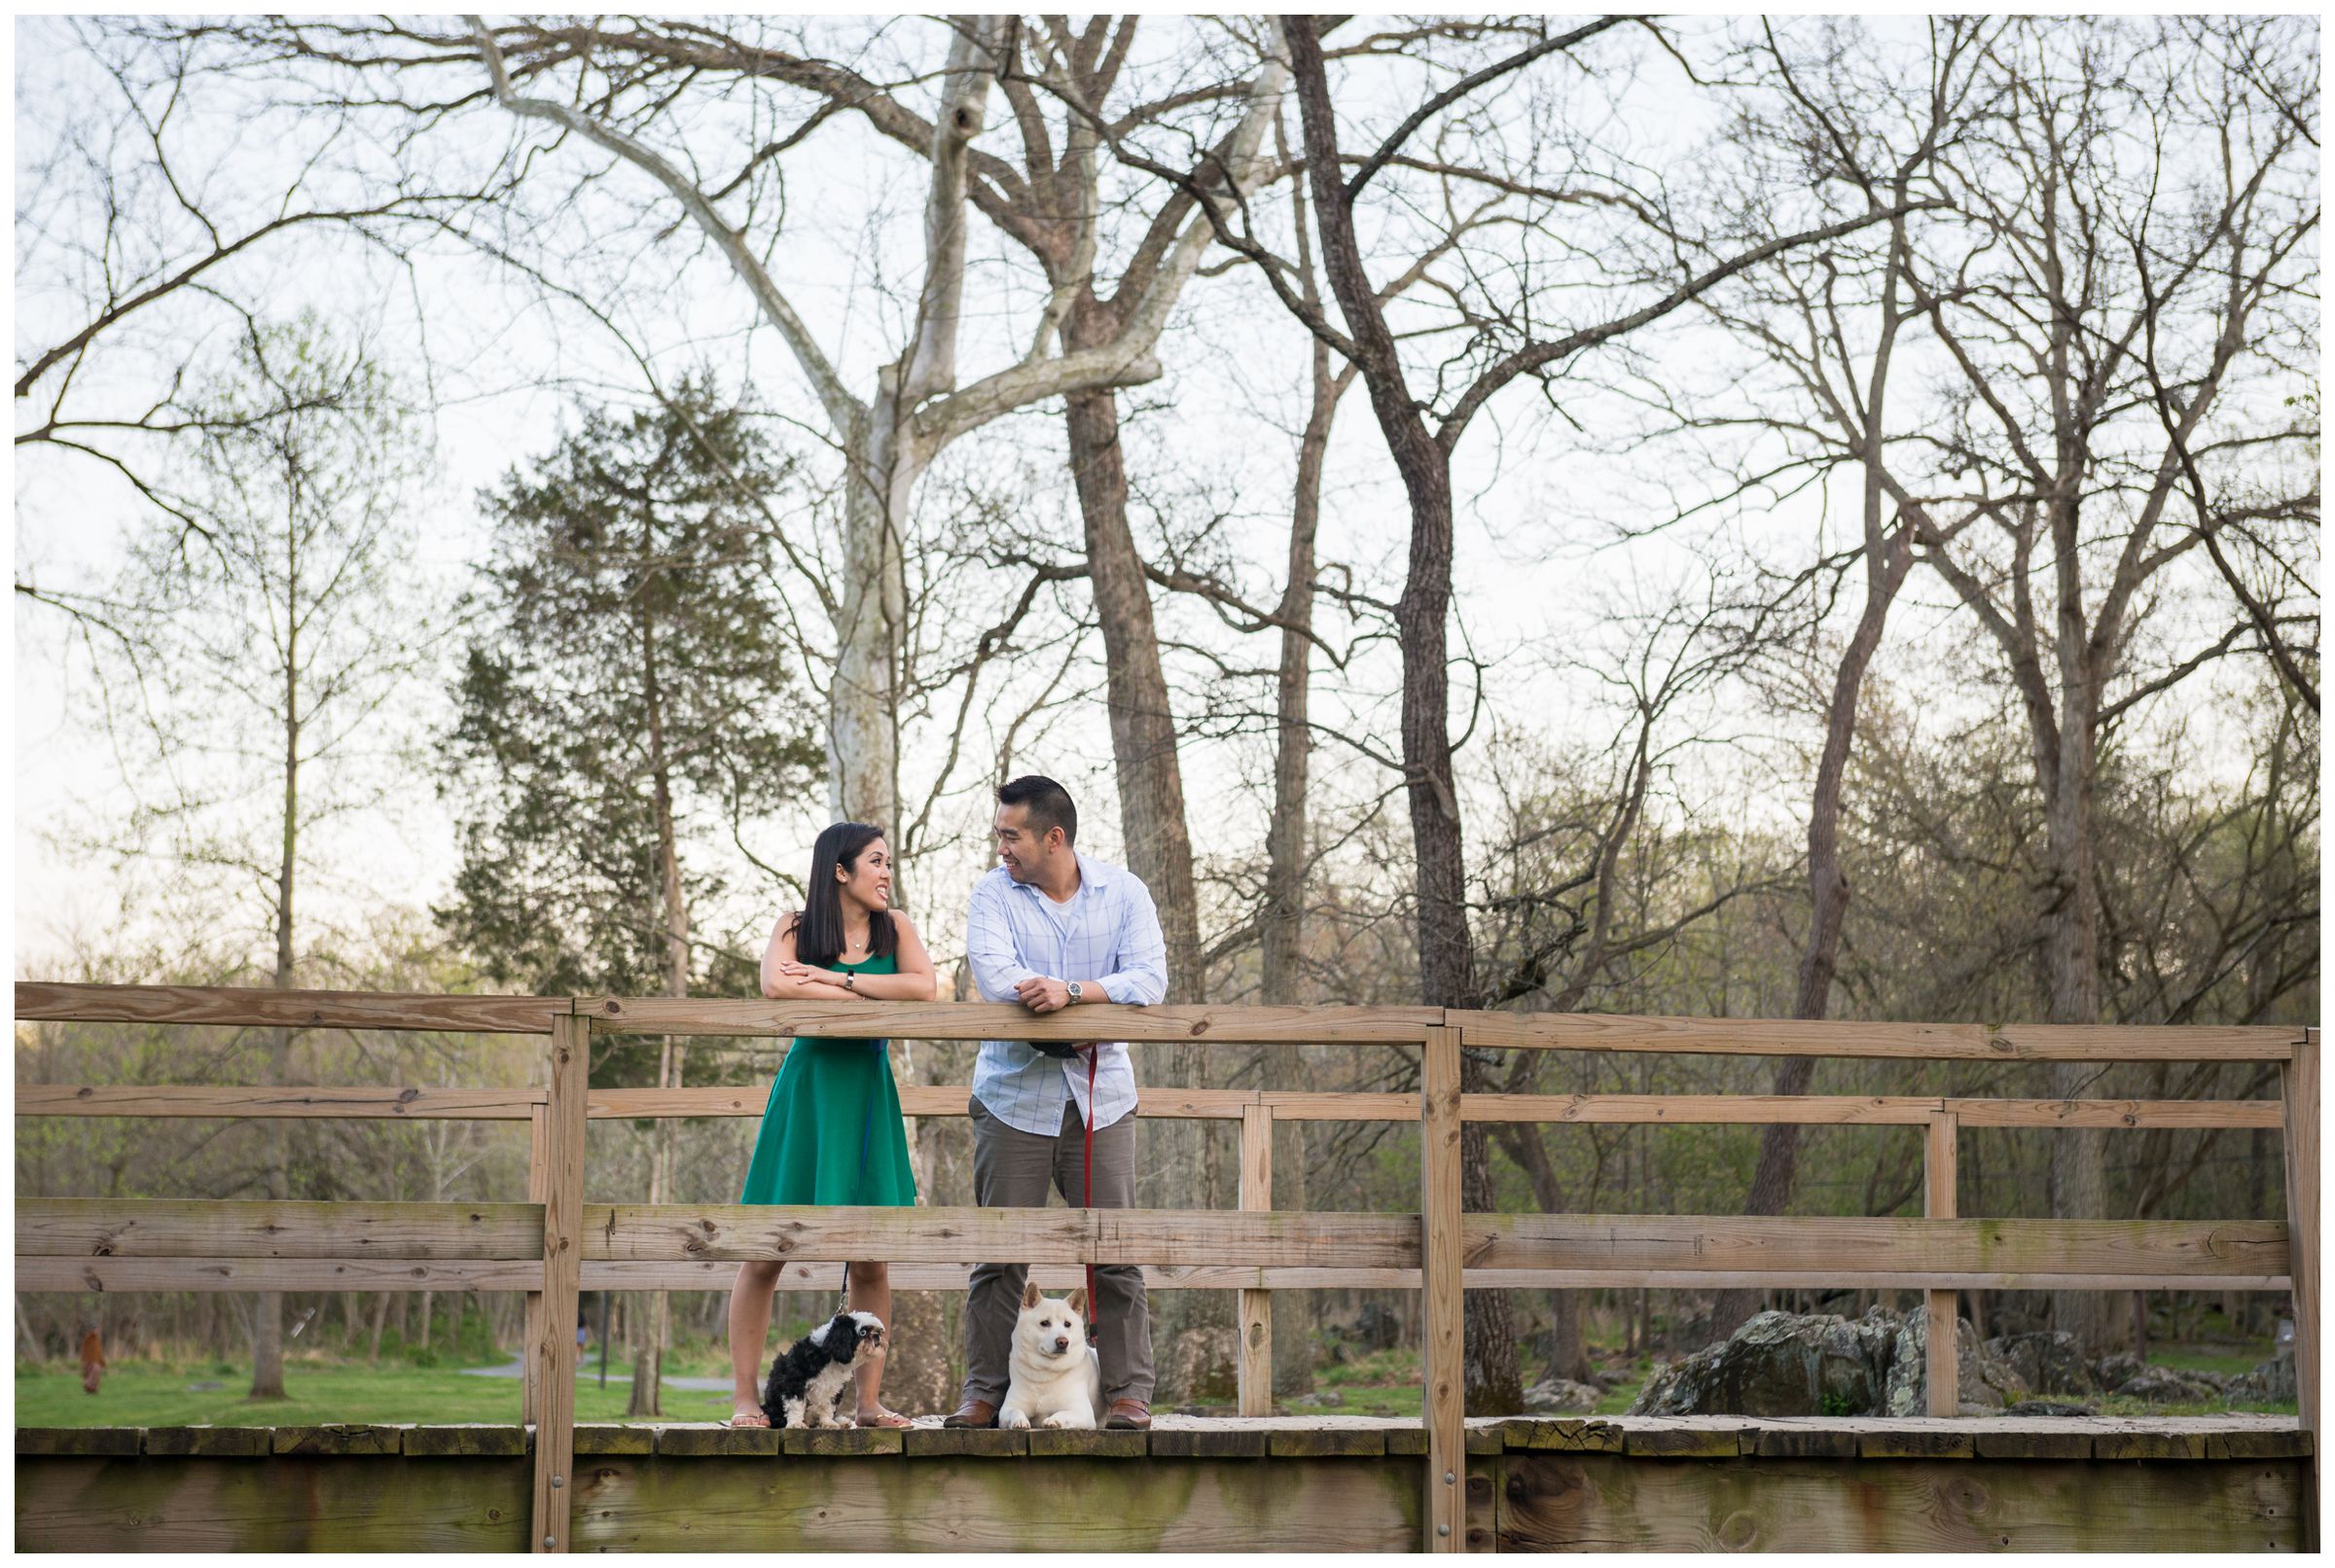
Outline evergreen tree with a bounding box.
[438,382,821,1414]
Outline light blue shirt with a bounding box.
[964,855,1168,1136]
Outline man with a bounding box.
[943,774,1167,1431]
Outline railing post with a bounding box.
[523,1105,549,1429]
[2281,1028,2318,1540]
[1239,1102,1275,1417]
[1419,1024,1464,1552]
[1923,1110,1959,1417]
[531,1012,588,1553]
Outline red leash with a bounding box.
[1081,1043,1098,1343]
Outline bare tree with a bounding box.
[74,318,436,1398]
[1238,14,1915,1410]
[14,20,499,559]
[1897,16,2317,1350]
[1662,17,2000,1338]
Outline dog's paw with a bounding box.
[999,1408,1031,1431]
[1041,1411,1067,1429]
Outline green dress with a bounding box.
[739,952,918,1207]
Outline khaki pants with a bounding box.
[961,1094,1154,1406]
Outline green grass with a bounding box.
[14,1359,752,1429]
[2151,1346,2272,1378]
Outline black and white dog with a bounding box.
[761,1309,886,1429]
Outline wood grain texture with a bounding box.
[1239,1103,1275,1418]
[578,995,1442,1043]
[2281,1030,2320,1545]
[575,1084,2283,1129]
[1451,1009,2297,1062]
[565,1455,1422,1551]
[1925,1112,1959,1417]
[1468,1213,2290,1280]
[591,1084,1259,1120]
[17,1198,542,1261]
[574,1260,1417,1291]
[13,981,565,1036]
[580,1203,1420,1267]
[13,1456,530,1551]
[64,1413,2306,1462]
[1419,1025,1465,1553]
[15,1086,544,1120]
[139,1427,273,1457]
[1950,1097,2283,1128]
[14,1256,542,1293]
[17,1428,140,1456]
[523,1106,549,1430]
[566,1259,2296,1295]
[1454,1267,2294,1292]
[1464,1092,1941,1124]
[531,1016,587,1553]
[272,1424,401,1456]
[400,1426,531,1457]
[1495,1453,2304,1550]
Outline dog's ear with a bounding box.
[1022,1279,1043,1310]
[1065,1287,1088,1317]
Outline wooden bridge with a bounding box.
[13,983,2320,1551]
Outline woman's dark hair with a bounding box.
[995,774,1076,846]
[794,822,898,968]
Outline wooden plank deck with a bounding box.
[18,1416,2309,1552]
[18,1412,2311,1460]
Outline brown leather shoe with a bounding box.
[1103,1398,1151,1430]
[942,1399,998,1429]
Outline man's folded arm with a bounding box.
[965,878,1042,1000]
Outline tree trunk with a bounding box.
[1262,163,1347,1010]
[1712,531,1916,1339]
[366,1291,391,1367]
[2041,679,2113,1351]
[1060,303,1221,1378]
[1258,342,1331,1389]
[1491,1122,1588,1381]
[251,624,298,1403]
[1060,316,1204,1002]
[629,601,695,1417]
[828,393,910,831]
[1284,16,1517,1412]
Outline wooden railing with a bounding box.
[12,982,2319,1553]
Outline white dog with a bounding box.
[998,1281,1102,1431]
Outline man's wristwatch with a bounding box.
[1065,980,1084,1004]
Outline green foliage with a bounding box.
[437,380,822,1083]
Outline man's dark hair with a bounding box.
[996,774,1077,846]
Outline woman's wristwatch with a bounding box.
[844,973,857,992]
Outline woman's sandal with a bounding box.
[855,1406,916,1429]
[728,1408,772,1429]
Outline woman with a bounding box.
[727,823,937,1428]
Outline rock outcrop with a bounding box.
[2110,1365,2224,1405]
[1627,1307,2029,1418]
[1521,1377,1601,1414]
[1985,1331,2098,1396]
[2229,1351,2297,1405]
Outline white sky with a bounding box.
[10,16,2308,982]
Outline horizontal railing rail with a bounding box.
[11,982,2317,1554]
